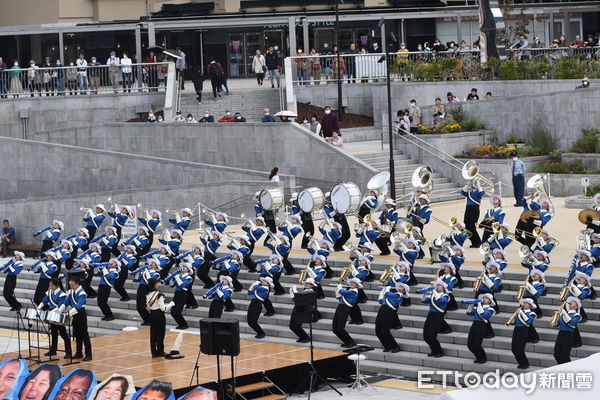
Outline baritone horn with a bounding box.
[379,266,395,284]
[462,160,495,196]
[411,166,433,193]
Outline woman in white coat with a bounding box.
[252,49,267,86]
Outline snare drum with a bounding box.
[259,188,284,210]
[25,308,47,322]
[46,310,69,326]
[298,187,324,213]
[330,183,362,214]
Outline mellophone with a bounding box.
[24,308,72,327]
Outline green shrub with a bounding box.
[569,130,600,153]
[533,160,598,174]
[506,133,524,143]
[461,114,485,131]
[585,183,600,197]
[525,123,556,155]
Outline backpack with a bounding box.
[211,64,222,78]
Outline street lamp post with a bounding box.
[335,0,344,121]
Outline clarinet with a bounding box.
[75,249,92,261]
[204,282,223,299]
[163,269,182,285]
[28,259,44,271]
[33,226,52,237]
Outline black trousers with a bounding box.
[65,251,77,271]
[50,323,71,355]
[515,219,536,247]
[467,320,488,361]
[289,308,309,341]
[34,278,50,305]
[210,77,220,97]
[512,326,529,367]
[171,290,188,327]
[198,254,216,288]
[40,240,53,258]
[150,309,166,356]
[528,325,540,342]
[263,298,275,315]
[300,219,314,249]
[282,257,295,274]
[185,276,199,308]
[375,306,399,350]
[97,285,114,318]
[136,285,150,324]
[243,241,257,271]
[100,248,112,262]
[209,300,225,319]
[3,275,21,310]
[256,72,265,84]
[423,312,444,355]
[72,309,92,357]
[332,304,355,345]
[247,299,265,336]
[349,304,364,323]
[263,219,277,246]
[464,204,481,246]
[114,267,130,300]
[333,215,350,251]
[375,236,390,255]
[554,330,574,364]
[263,272,284,295]
[84,268,97,298]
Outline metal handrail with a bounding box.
[393,127,464,171]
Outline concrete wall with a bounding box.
[0,136,282,201]
[0,180,275,245]
[563,153,600,171]
[0,92,163,139]
[295,83,377,117]
[565,195,594,209]
[34,122,378,189]
[524,173,600,198]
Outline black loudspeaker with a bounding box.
[200,318,240,356]
[294,292,318,323]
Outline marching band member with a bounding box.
[446,222,469,247]
[204,211,229,233]
[523,269,546,322]
[247,277,274,339]
[76,243,101,298]
[65,229,89,270]
[332,278,363,348]
[198,231,222,288]
[375,199,399,255]
[530,229,556,254]
[266,234,295,275]
[113,245,137,302]
[123,227,150,256]
[355,222,379,248]
[138,209,162,252]
[553,296,582,364]
[31,253,59,304]
[324,192,351,251]
[92,258,120,321]
[376,282,409,353]
[212,250,244,298]
[574,249,594,277]
[318,220,342,246]
[60,276,92,361]
[142,244,173,277]
[348,256,373,303]
[357,189,378,223]
[585,193,600,233]
[438,263,459,311]
[409,194,432,233]
[291,194,315,249]
[590,233,600,265]
[242,216,267,272]
[486,223,513,250]
[439,245,465,288]
[279,214,303,243]
[176,244,204,309]
[308,239,334,278]
[1,251,25,311]
[51,240,73,271]
[489,248,508,271]
[82,204,106,244]
[516,198,553,246]
[91,226,119,262]
[146,278,174,358]
[521,250,549,273]
[460,181,485,247]
[33,220,64,258]
[511,298,537,369]
[393,238,419,285]
[169,208,193,232]
[462,294,496,364]
[480,195,505,243]
[165,263,193,330]
[306,255,327,299]
[289,278,318,343]
[131,259,161,326]
[159,229,183,258]
[256,254,285,296]
[476,262,503,315]
[569,272,592,323]
[254,192,277,245]
[37,278,71,358]
[204,275,234,318]
[385,261,411,287]
[107,205,131,242]
[417,279,449,358]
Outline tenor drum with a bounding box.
[259,188,284,210]
[25,308,47,322]
[298,187,324,213]
[46,311,69,326]
[330,183,361,214]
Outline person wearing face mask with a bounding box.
[106,51,120,93]
[185,113,197,123]
[261,108,276,123]
[9,60,23,97]
[76,53,89,95]
[509,152,526,207]
[345,43,358,83]
[53,59,65,96]
[42,57,54,96]
[88,56,102,94]
[576,77,590,89]
[265,47,281,88]
[66,61,78,96]
[396,43,409,80]
[174,111,185,122]
[320,106,339,138]
[295,49,309,85]
[234,112,246,122]
[408,99,421,132]
[27,59,41,97]
[191,67,205,103]
[120,52,133,93]
[218,109,235,123]
[198,110,214,123]
[251,49,267,86]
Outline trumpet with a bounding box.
[549,301,567,327]
[158,229,172,242]
[225,233,242,250]
[265,229,283,247]
[505,306,522,326]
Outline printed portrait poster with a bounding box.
[15,364,62,400]
[0,359,29,400]
[47,368,96,400]
[88,374,135,400]
[131,381,174,400]
[177,386,217,400]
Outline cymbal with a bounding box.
[519,210,540,223]
[578,208,600,224]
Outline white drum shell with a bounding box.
[260,188,284,210]
[46,311,69,325]
[25,308,47,321]
[330,183,362,214]
[298,187,324,213]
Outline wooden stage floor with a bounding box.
[3,329,345,389]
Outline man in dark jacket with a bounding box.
[265,47,281,88]
[320,106,340,138]
[345,43,359,83]
[206,58,224,99]
[192,68,205,103]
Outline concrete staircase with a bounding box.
[2,251,599,381]
[178,89,283,122]
[353,150,463,203]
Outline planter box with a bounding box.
[565,195,595,209]
[562,153,600,171]
[463,156,549,194]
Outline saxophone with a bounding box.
[339,262,354,281]
[516,275,531,300]
[549,302,567,327]
[505,306,522,326]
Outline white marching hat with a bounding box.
[489,195,502,204]
[171,229,183,236]
[79,228,89,238]
[315,254,326,263]
[492,248,506,257]
[151,209,162,217]
[406,239,419,248]
[575,271,591,283]
[216,212,229,222]
[270,254,282,263]
[417,194,429,202]
[519,298,537,309]
[109,258,120,266]
[277,234,290,243]
[290,192,298,201]
[478,293,496,306]
[150,258,162,269]
[441,262,455,274]
[359,255,371,264]
[385,198,396,206]
[53,220,64,230]
[255,191,261,198]
[61,240,73,249]
[566,296,582,309]
[485,261,501,272]
[220,275,233,284]
[254,216,265,223]
[14,251,25,259]
[332,222,342,229]
[159,244,173,255]
[396,282,410,295]
[181,262,192,270]
[193,244,203,251]
[260,276,274,287]
[138,226,149,234]
[239,235,250,242]
[291,214,302,222]
[181,208,193,216]
[360,242,374,250]
[591,233,600,240]
[452,245,465,253]
[90,243,101,251]
[95,204,106,211]
[577,249,592,259]
[397,261,410,270]
[105,226,117,233]
[124,244,137,254]
[325,191,331,198]
[433,278,449,291]
[533,250,548,260]
[347,277,363,288]
[530,268,546,282]
[320,239,333,248]
[211,230,223,238]
[594,193,600,204]
[230,250,243,259]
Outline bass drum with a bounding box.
[259,188,284,211]
[298,187,324,213]
[330,183,361,214]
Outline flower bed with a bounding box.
[417,123,462,134]
[533,160,600,175]
[456,144,518,159]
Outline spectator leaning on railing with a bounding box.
[107,51,121,93]
[88,56,102,94]
[76,53,89,95]
[0,57,7,99]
